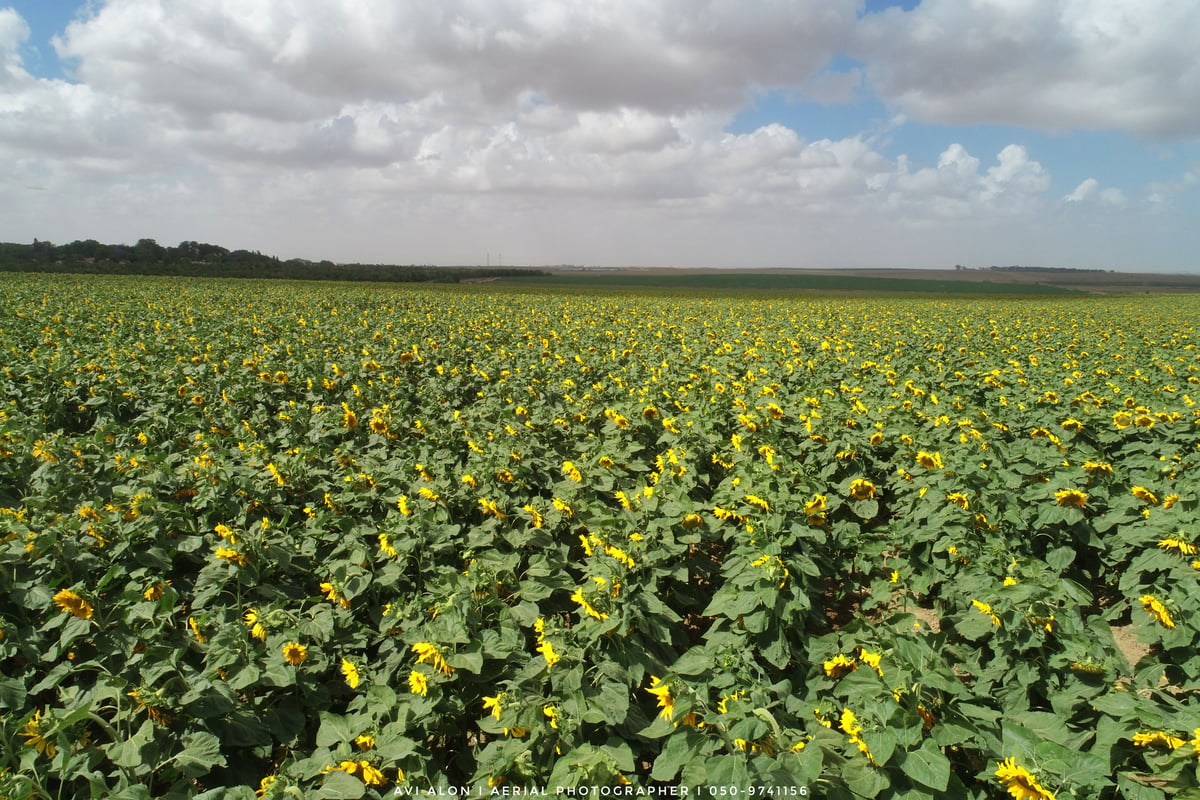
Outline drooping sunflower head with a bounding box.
[21,709,58,758]
[848,479,876,501]
[243,608,268,641]
[1054,489,1088,508]
[340,658,361,689]
[1131,486,1159,505]
[915,451,944,470]
[53,589,94,620]
[645,676,675,721]
[1140,595,1176,629]
[994,757,1056,800]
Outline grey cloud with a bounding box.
[856,0,1200,137]
[53,0,859,123]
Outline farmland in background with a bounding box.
[500,267,1200,295]
[2,272,1198,799]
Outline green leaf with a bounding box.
[0,675,26,709]
[265,701,307,742]
[447,642,484,674]
[845,761,892,797]
[316,713,356,748]
[105,720,156,773]
[852,499,879,520]
[651,728,707,782]
[703,754,751,788]
[312,769,368,799]
[583,681,630,725]
[173,731,227,777]
[669,646,714,676]
[1090,690,1141,719]
[210,710,273,748]
[902,741,951,792]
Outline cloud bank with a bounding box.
[1,0,1197,267]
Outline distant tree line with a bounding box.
[0,239,548,283]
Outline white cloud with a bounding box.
[1064,178,1128,208]
[0,7,30,85]
[856,0,1200,136]
[1064,178,1099,203]
[876,143,1052,222]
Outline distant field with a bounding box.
[501,271,1078,295]
[500,267,1200,295]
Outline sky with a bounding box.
[1,1,1198,271]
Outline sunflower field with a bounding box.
[2,273,1199,799]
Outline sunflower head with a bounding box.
[283,642,308,666]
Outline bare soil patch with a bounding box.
[1111,623,1152,671]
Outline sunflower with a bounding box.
[243,608,268,641]
[946,492,970,510]
[839,708,875,763]
[340,658,361,689]
[972,599,1002,626]
[805,494,827,523]
[645,676,675,722]
[994,757,1056,800]
[20,709,57,758]
[324,760,387,787]
[543,705,561,729]
[282,642,308,666]
[824,654,858,679]
[1054,489,1088,508]
[848,479,876,500]
[215,547,249,567]
[1131,486,1159,505]
[571,586,608,621]
[915,451,944,469]
[536,639,561,669]
[412,642,454,675]
[408,670,429,697]
[1159,538,1197,556]
[319,582,351,609]
[1132,731,1185,750]
[856,648,883,677]
[214,523,239,543]
[53,588,94,620]
[482,694,504,720]
[744,494,770,512]
[1140,595,1175,629]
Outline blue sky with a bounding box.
[8,0,75,77]
[2,1,1198,270]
